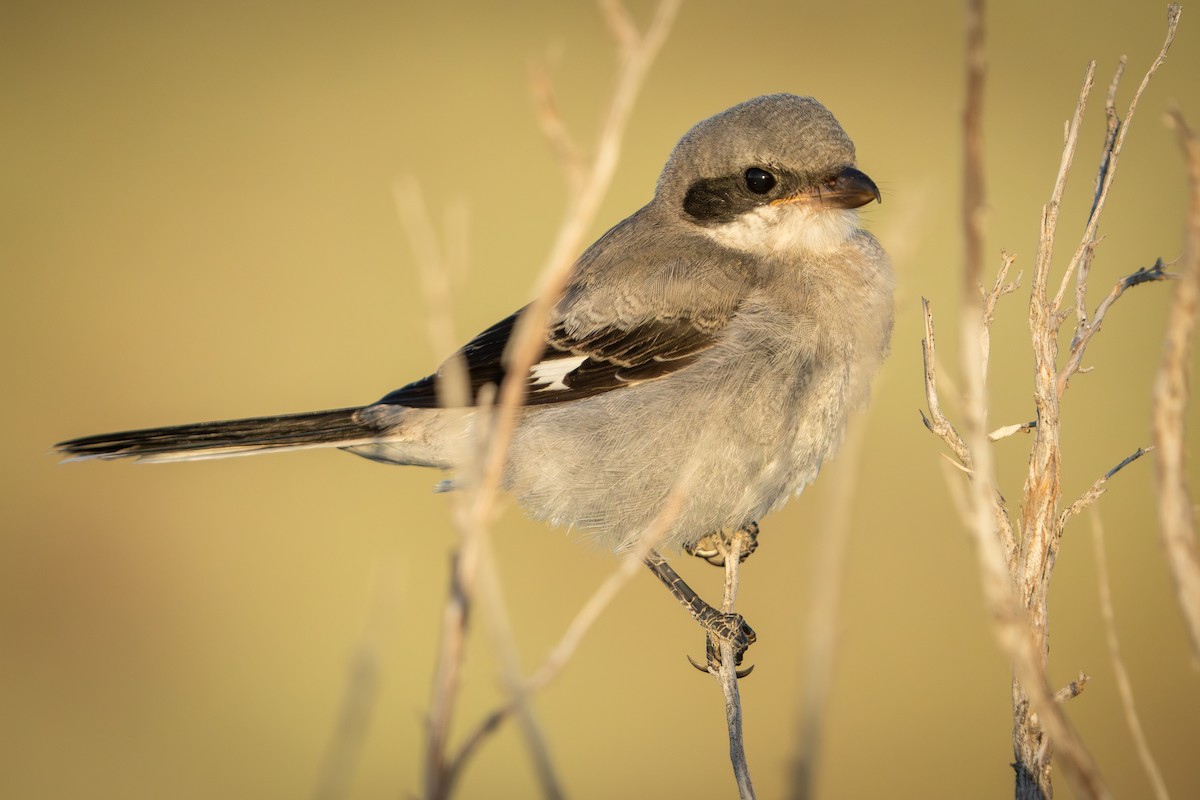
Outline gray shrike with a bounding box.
[57,94,893,666]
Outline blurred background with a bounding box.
[4,1,1199,797]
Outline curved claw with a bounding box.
[686,653,756,679]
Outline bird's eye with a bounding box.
[744,167,776,195]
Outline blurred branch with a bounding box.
[445,484,685,791]
[1054,672,1089,704]
[311,561,402,800]
[1091,513,1169,800]
[958,4,1106,794]
[789,416,867,800]
[472,535,565,800]
[981,251,1021,379]
[1156,107,1200,661]
[468,0,680,575]
[421,3,681,797]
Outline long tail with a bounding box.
[55,407,389,463]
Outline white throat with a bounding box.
[700,206,860,258]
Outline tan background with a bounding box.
[4,1,1199,797]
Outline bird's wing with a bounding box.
[378,209,756,409]
[376,303,730,408]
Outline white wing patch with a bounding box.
[530,354,588,391]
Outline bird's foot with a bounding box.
[684,521,760,567]
[687,608,757,677]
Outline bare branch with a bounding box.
[1156,106,1200,660]
[445,482,685,788]
[312,561,402,800]
[1057,260,1170,395]
[790,413,872,799]
[922,298,1018,564]
[711,526,756,800]
[920,298,971,465]
[1061,446,1151,526]
[474,538,565,800]
[1037,61,1096,321]
[475,0,680,534]
[965,3,1111,796]
[1054,5,1180,325]
[1091,513,1170,800]
[1053,58,1123,319]
[418,4,681,796]
[529,63,586,196]
[981,252,1020,378]
[599,0,640,51]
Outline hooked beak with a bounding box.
[770,166,881,210]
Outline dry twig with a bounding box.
[420,3,681,796]
[444,483,687,790]
[1091,513,1169,800]
[1156,108,1200,661]
[920,3,1181,798]
[311,561,402,800]
[788,417,869,800]
[700,526,756,800]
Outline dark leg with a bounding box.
[644,550,757,669]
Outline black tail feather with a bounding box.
[55,407,383,462]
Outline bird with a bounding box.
[56,93,894,667]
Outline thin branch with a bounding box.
[311,560,401,800]
[921,298,1017,563]
[964,2,1109,796]
[1053,5,1180,325]
[393,180,472,406]
[1057,260,1170,395]
[1060,446,1152,526]
[1156,106,1200,660]
[981,252,1020,379]
[529,64,586,196]
[421,3,681,795]
[920,298,971,466]
[1038,61,1096,321]
[1054,58,1123,321]
[1091,513,1170,800]
[789,413,871,800]
[444,483,685,786]
[711,526,755,800]
[474,536,565,800]
[470,0,681,565]
[1056,5,1181,369]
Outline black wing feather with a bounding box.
[378,305,722,409]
